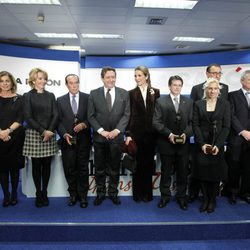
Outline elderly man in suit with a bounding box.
[227,70,250,205]
[189,63,229,202]
[88,67,130,206]
[57,74,91,208]
[153,75,193,210]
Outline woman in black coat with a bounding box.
[23,68,58,208]
[193,77,230,213]
[0,71,24,207]
[125,66,160,202]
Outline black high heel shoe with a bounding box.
[10,192,18,206]
[2,198,10,207]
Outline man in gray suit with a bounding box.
[88,67,130,206]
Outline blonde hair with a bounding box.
[28,68,48,88]
[0,71,17,93]
[135,65,151,88]
[202,77,221,99]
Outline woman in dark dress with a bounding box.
[193,77,230,213]
[23,68,58,208]
[0,71,25,207]
[125,66,160,202]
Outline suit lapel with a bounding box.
[167,95,176,113]
[238,89,249,108]
[66,93,75,116]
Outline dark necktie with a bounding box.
[106,88,112,112]
[71,95,78,115]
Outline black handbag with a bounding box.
[122,154,137,173]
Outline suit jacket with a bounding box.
[153,95,193,155]
[126,87,160,140]
[87,86,130,144]
[57,91,91,146]
[193,98,231,150]
[190,81,228,102]
[227,89,250,160]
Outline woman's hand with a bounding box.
[202,144,212,154]
[43,130,54,142]
[125,136,132,145]
[0,129,11,141]
[212,145,219,155]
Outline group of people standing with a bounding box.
[0,64,250,214]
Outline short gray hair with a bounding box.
[240,70,250,81]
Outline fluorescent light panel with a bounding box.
[82,34,124,39]
[125,50,157,54]
[173,37,214,42]
[47,45,85,53]
[0,0,60,4]
[134,0,198,10]
[35,33,78,38]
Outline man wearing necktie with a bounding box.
[57,74,91,208]
[153,75,193,210]
[88,67,130,206]
[227,70,250,205]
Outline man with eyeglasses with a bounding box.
[188,63,229,203]
[190,64,228,102]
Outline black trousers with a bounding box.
[159,153,188,199]
[0,169,19,198]
[61,144,90,198]
[228,144,250,195]
[94,141,122,197]
[31,157,52,195]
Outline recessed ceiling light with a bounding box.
[134,0,198,10]
[125,50,157,54]
[0,0,60,4]
[81,34,124,39]
[35,33,78,38]
[173,37,214,42]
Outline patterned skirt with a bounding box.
[23,129,58,158]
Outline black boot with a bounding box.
[2,192,10,207]
[35,191,43,208]
[42,190,49,206]
[10,191,18,206]
[207,198,216,213]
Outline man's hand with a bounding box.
[73,122,87,133]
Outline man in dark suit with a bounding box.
[88,67,130,206]
[227,70,250,205]
[189,63,229,202]
[57,74,91,208]
[153,75,193,210]
[190,63,228,102]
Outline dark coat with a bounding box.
[153,94,193,156]
[227,89,250,161]
[88,86,130,144]
[126,87,160,173]
[57,91,91,147]
[193,98,231,181]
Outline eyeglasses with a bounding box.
[208,72,223,76]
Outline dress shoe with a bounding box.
[109,196,121,205]
[241,195,250,204]
[10,192,18,206]
[42,192,49,206]
[80,198,88,208]
[2,198,9,207]
[157,198,170,208]
[133,196,141,202]
[68,196,77,206]
[35,197,43,208]
[207,200,216,214]
[188,194,198,203]
[177,199,188,210]
[228,194,237,205]
[94,196,105,206]
[142,197,153,203]
[199,200,209,213]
